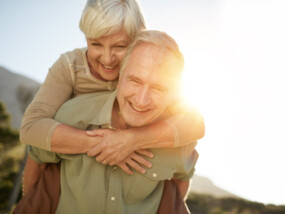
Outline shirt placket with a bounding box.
[105,165,121,214]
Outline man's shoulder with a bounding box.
[54,91,115,126]
[61,91,113,110]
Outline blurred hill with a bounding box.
[191,174,238,198]
[0,66,40,129]
[187,193,285,214]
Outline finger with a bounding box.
[136,149,154,158]
[108,156,124,166]
[101,156,114,165]
[131,153,152,168]
[86,129,106,137]
[109,158,124,166]
[95,152,108,163]
[117,163,133,175]
[109,160,117,166]
[87,145,101,157]
[95,150,115,164]
[126,158,146,174]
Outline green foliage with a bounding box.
[0,103,9,122]
[0,103,18,150]
[0,102,23,213]
[187,193,285,214]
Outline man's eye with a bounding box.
[131,80,139,85]
[92,43,101,46]
[153,88,165,94]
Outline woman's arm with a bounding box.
[86,108,204,165]
[20,54,74,151]
[50,124,102,153]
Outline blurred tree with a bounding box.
[0,102,24,213]
[0,103,19,150]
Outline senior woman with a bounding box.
[19,0,204,211]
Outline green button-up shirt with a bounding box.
[29,90,198,214]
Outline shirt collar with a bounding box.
[89,90,117,127]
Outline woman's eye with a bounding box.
[114,45,127,49]
[92,43,101,46]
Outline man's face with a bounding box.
[117,43,180,127]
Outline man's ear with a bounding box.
[117,77,123,89]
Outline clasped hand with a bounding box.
[86,129,153,175]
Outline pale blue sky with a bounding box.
[1,0,285,205]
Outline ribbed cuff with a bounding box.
[46,122,61,151]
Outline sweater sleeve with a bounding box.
[165,98,205,148]
[173,145,199,181]
[20,53,74,151]
[28,146,61,164]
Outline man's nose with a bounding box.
[135,87,151,107]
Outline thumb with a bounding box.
[86,129,105,137]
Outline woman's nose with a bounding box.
[100,48,114,65]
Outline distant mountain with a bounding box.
[191,175,238,198]
[0,66,40,129]
[187,192,285,214]
[0,65,240,200]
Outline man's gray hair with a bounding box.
[120,30,184,76]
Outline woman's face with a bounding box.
[86,30,130,81]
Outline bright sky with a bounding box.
[0,0,284,205]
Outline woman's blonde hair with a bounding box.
[79,0,145,40]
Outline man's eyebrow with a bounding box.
[151,83,167,91]
[127,74,141,82]
[127,74,167,91]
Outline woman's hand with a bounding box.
[86,129,146,165]
[116,150,153,175]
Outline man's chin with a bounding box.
[124,118,149,127]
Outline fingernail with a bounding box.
[148,164,152,168]
[142,169,146,174]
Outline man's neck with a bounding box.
[111,100,129,130]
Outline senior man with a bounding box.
[28,30,198,214]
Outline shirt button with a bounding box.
[113,166,117,170]
[111,196,116,201]
[152,173,157,178]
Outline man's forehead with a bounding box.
[137,44,179,72]
[131,43,167,58]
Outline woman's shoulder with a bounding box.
[61,47,87,66]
